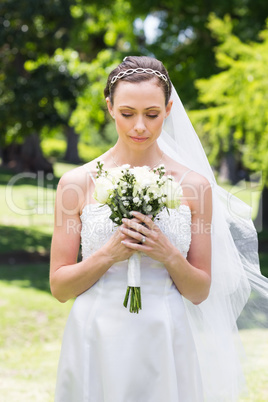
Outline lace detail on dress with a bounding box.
[80,204,191,259]
[156,204,192,258]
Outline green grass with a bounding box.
[40,137,109,163]
[0,265,267,401]
[239,329,268,401]
[220,180,262,221]
[0,264,73,402]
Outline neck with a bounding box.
[111,140,163,168]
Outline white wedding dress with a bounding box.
[55,203,204,402]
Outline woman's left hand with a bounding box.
[120,211,175,264]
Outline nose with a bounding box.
[134,116,146,134]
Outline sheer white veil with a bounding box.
[158,85,268,401]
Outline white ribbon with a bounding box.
[127,252,141,287]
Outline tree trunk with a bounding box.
[64,126,81,164]
[219,152,238,184]
[1,134,53,174]
[255,185,268,232]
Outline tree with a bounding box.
[189,15,268,227]
[0,0,90,168]
[130,0,268,107]
[0,0,138,167]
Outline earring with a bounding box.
[112,115,115,119]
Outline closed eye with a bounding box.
[121,113,133,117]
[147,114,158,118]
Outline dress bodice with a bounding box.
[80,203,192,260]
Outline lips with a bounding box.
[130,136,149,143]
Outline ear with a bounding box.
[165,100,173,118]
[106,97,114,119]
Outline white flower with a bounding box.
[108,167,125,184]
[146,205,152,212]
[162,180,183,209]
[121,164,131,169]
[93,176,114,204]
[144,195,150,203]
[132,166,158,196]
[133,197,140,203]
[123,201,129,206]
[157,164,165,170]
[146,183,163,198]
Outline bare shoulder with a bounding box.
[183,170,211,188]
[56,153,109,214]
[183,171,212,216]
[163,154,212,213]
[163,154,210,186]
[59,162,88,185]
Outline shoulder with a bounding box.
[163,155,212,213]
[58,155,105,189]
[56,155,108,213]
[163,154,211,189]
[183,170,211,190]
[182,171,212,218]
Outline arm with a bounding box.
[120,176,212,305]
[50,172,136,303]
[164,176,212,304]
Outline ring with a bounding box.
[141,236,146,244]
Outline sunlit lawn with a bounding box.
[0,264,73,402]
[0,265,267,401]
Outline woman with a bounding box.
[50,56,268,401]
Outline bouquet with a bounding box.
[93,161,182,313]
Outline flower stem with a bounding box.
[123,286,142,313]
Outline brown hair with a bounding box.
[104,56,172,105]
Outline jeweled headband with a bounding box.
[109,68,169,92]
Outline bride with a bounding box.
[50,56,268,401]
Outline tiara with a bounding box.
[109,68,169,92]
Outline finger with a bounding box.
[122,220,151,237]
[120,226,151,244]
[130,211,155,229]
[121,240,152,252]
[120,231,140,243]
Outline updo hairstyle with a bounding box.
[104,56,172,106]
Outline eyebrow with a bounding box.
[118,106,161,110]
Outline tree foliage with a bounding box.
[0,0,87,145]
[0,0,136,147]
[189,14,268,184]
[132,0,268,107]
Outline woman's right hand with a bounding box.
[103,222,140,263]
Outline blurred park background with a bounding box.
[0,1,268,401]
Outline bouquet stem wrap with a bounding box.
[123,252,142,313]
